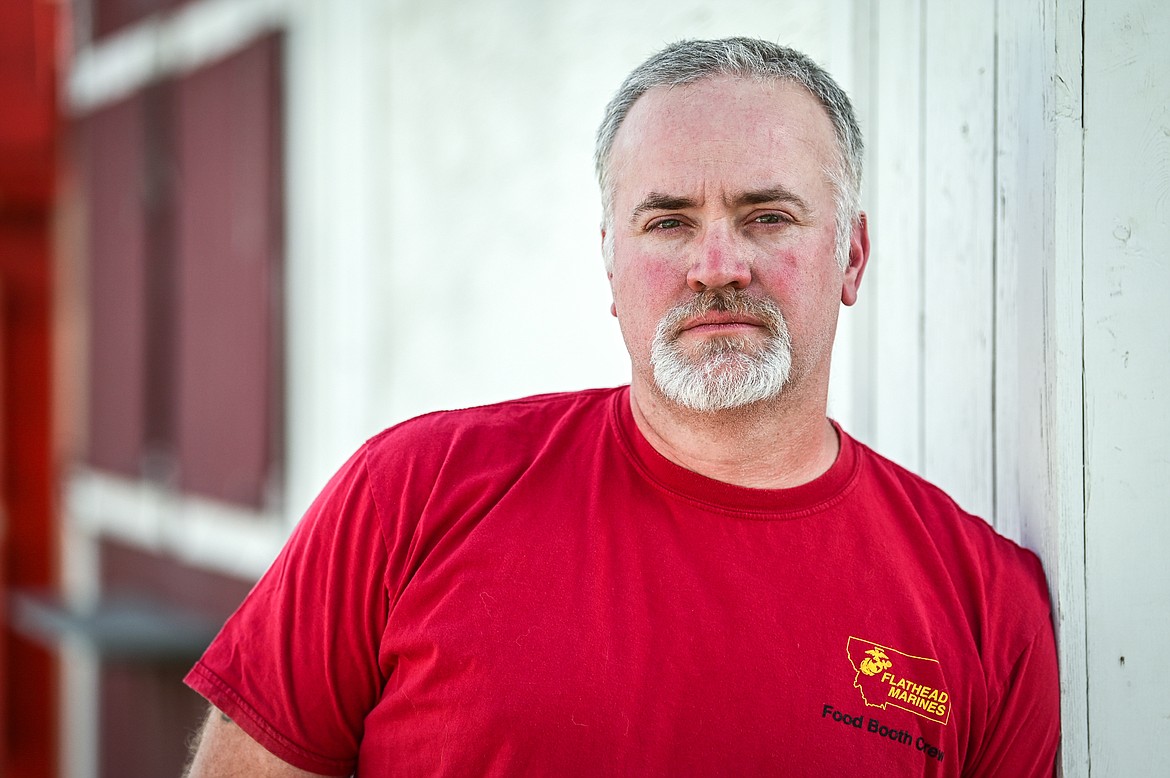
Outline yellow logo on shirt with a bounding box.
[847,637,952,726]
[859,647,893,676]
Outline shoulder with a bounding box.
[844,431,1052,624]
[357,387,622,511]
[364,386,621,462]
[852,434,1043,564]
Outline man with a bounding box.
[185,38,1059,776]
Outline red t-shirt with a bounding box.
[186,387,1058,776]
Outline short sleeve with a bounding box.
[965,617,1060,777]
[185,446,389,776]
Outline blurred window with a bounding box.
[81,35,283,509]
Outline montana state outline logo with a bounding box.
[846,637,952,725]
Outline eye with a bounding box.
[752,212,790,225]
[649,218,684,231]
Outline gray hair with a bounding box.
[595,37,863,270]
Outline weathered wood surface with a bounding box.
[1082,0,1170,773]
[920,0,998,521]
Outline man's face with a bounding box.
[604,76,867,412]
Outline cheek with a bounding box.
[612,256,685,315]
[611,265,683,361]
[784,281,845,356]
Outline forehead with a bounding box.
[608,76,840,206]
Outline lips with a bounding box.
[679,311,767,333]
[666,290,781,339]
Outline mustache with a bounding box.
[658,288,787,340]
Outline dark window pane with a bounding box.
[82,96,147,475]
[172,37,282,507]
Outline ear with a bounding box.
[840,212,870,307]
[602,228,619,318]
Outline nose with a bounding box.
[686,223,752,292]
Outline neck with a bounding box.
[627,377,839,489]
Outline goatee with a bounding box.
[649,288,792,412]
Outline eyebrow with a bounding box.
[725,186,810,212]
[628,186,811,223]
[629,192,698,221]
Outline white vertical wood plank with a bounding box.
[865,0,924,473]
[1083,0,1170,773]
[1044,0,1093,772]
[995,0,1090,773]
[992,0,1029,544]
[58,520,100,778]
[826,0,868,438]
[921,0,997,519]
[284,0,395,515]
[1046,2,1090,771]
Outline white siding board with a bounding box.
[866,0,925,474]
[1082,0,1170,773]
[826,0,868,437]
[1047,1,1091,774]
[994,0,1090,774]
[992,0,1029,543]
[284,0,396,513]
[921,0,997,520]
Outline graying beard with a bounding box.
[649,294,792,412]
